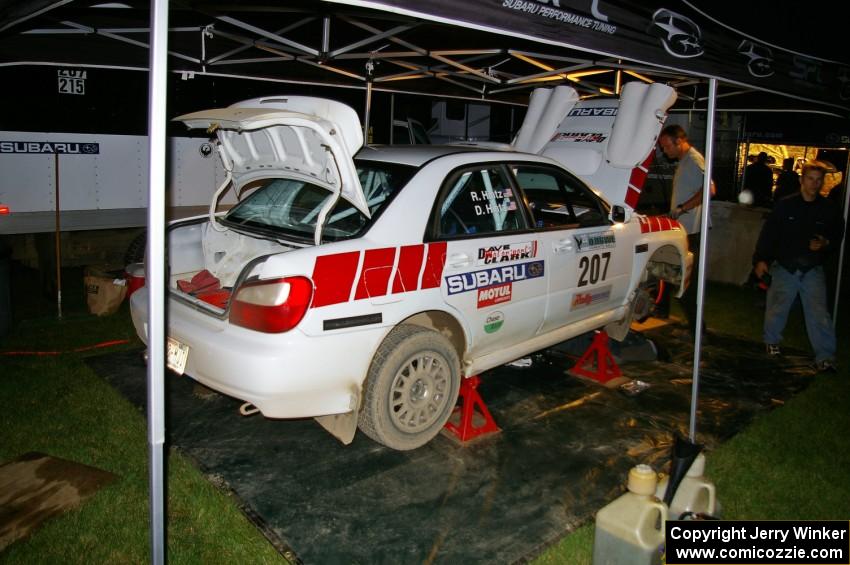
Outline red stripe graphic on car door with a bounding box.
[354,247,397,300]
[311,251,361,308]
[421,242,447,289]
[392,244,425,294]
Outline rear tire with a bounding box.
[358,325,460,451]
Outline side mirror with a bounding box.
[611,205,627,223]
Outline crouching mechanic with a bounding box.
[752,160,844,371]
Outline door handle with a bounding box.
[552,238,574,253]
[447,253,471,268]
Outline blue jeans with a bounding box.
[764,264,836,362]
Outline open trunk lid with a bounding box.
[176,96,369,218]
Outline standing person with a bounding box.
[744,151,774,207]
[753,160,844,371]
[773,157,801,202]
[658,124,716,335]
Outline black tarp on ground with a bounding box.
[86,328,816,564]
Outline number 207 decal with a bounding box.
[578,252,610,287]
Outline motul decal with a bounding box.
[311,243,446,308]
[477,282,512,308]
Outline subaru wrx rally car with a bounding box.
[131,84,692,450]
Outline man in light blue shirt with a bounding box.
[658,124,716,334]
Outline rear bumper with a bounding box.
[130,288,385,418]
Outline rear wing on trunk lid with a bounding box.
[513,83,676,212]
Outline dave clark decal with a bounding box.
[550,132,608,143]
[476,241,538,265]
[445,260,545,309]
[570,284,612,310]
[574,230,616,252]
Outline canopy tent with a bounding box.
[1,0,849,115]
[1,2,847,562]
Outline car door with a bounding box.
[430,163,546,358]
[512,164,630,334]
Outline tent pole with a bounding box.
[54,154,62,320]
[689,78,718,442]
[389,94,395,144]
[833,157,849,326]
[364,78,372,142]
[146,0,169,562]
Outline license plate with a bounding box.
[167,337,189,375]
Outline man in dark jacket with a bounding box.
[753,160,844,371]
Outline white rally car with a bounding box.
[131,84,692,450]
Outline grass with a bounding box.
[0,266,285,563]
[533,282,850,565]
[1,264,848,563]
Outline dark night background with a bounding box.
[0,2,847,138]
[691,1,850,65]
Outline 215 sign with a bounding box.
[58,69,86,95]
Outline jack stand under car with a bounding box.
[443,375,500,443]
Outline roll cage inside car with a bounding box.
[425,160,612,242]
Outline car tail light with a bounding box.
[229,276,313,333]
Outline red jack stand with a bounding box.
[443,375,500,443]
[568,331,626,387]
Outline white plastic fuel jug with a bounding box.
[592,464,667,565]
[655,453,717,519]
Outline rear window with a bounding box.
[222,161,416,241]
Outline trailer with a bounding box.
[0,131,231,268]
[0,131,229,234]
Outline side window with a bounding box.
[513,165,608,229]
[435,165,525,238]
